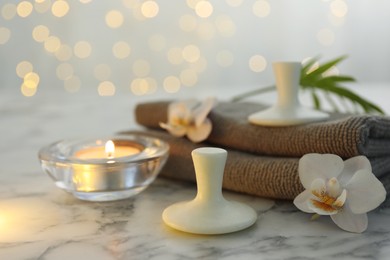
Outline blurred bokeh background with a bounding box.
[1,0,389,98]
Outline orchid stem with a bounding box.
[311,214,321,221]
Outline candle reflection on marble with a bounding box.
[38,135,169,201]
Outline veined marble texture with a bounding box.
[0,87,390,260]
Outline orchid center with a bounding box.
[309,177,347,215]
[172,116,192,127]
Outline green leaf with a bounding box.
[308,82,384,114]
[318,75,355,83]
[304,56,347,80]
[311,91,321,110]
[301,56,319,75]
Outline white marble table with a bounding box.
[1,86,390,260]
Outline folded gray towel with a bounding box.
[135,101,390,158]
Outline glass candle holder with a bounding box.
[38,134,169,201]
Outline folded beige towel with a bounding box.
[123,130,390,200]
[135,101,390,158]
[124,129,303,200]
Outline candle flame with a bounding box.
[105,140,115,158]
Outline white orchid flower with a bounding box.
[159,98,217,143]
[293,153,386,233]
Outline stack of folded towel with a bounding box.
[126,101,390,200]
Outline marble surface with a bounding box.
[1,86,390,260]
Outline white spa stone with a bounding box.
[248,61,329,126]
[162,147,257,234]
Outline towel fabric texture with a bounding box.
[132,101,390,200]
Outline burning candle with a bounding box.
[71,139,143,193]
[38,135,169,201]
[74,140,140,160]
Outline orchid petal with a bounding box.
[299,154,344,189]
[293,190,315,213]
[330,206,368,233]
[186,118,212,143]
[345,169,386,214]
[327,177,342,198]
[334,189,347,208]
[168,100,195,124]
[159,122,187,137]
[310,178,326,196]
[339,156,372,186]
[193,97,217,127]
[308,200,339,215]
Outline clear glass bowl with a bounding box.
[38,134,169,201]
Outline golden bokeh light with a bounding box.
[21,83,37,97]
[98,81,116,96]
[148,34,166,52]
[163,76,181,93]
[249,55,267,72]
[17,1,33,18]
[215,15,236,37]
[51,0,70,18]
[180,69,198,87]
[105,10,124,28]
[44,36,61,53]
[144,77,157,94]
[130,77,157,96]
[112,41,131,59]
[141,1,159,18]
[226,0,243,7]
[0,27,11,45]
[0,0,364,98]
[253,0,271,18]
[179,14,197,32]
[55,44,73,61]
[317,28,335,46]
[132,59,151,77]
[216,50,234,67]
[167,47,184,65]
[94,64,111,81]
[187,0,203,9]
[302,57,319,74]
[64,75,81,93]
[56,63,74,80]
[195,1,213,18]
[23,72,40,88]
[32,25,50,43]
[74,41,92,59]
[130,78,148,96]
[34,0,52,14]
[1,3,17,20]
[182,44,201,63]
[330,0,348,18]
[16,61,34,78]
